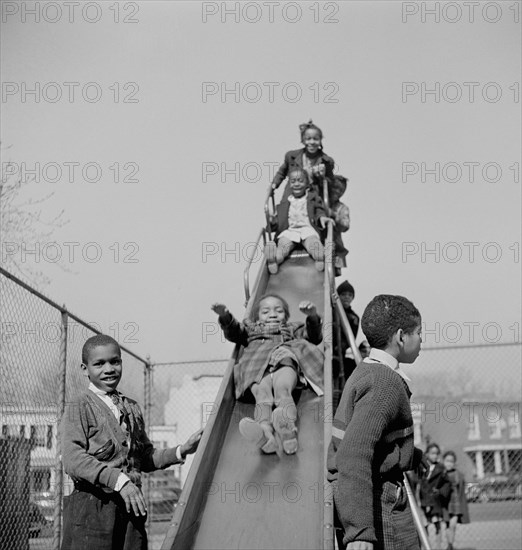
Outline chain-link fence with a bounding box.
[0,267,149,550]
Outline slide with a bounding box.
[161,226,336,550]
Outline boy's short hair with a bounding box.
[252,294,290,321]
[361,294,420,349]
[82,334,121,364]
[426,443,441,454]
[443,450,456,460]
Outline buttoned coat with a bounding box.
[272,148,335,197]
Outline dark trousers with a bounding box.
[61,487,147,550]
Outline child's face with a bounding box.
[81,343,122,393]
[427,447,440,464]
[302,128,321,155]
[330,183,345,203]
[339,292,354,308]
[398,322,422,364]
[444,455,456,471]
[257,296,287,326]
[288,171,308,198]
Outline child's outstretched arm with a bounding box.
[211,303,249,347]
[299,301,322,344]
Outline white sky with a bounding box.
[1,1,521,366]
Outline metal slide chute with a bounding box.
[161,184,335,550]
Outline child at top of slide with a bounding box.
[271,119,335,199]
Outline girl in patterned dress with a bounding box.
[211,294,324,455]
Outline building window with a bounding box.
[467,413,480,440]
[508,450,521,473]
[488,420,502,439]
[30,425,48,447]
[482,451,496,474]
[508,413,521,439]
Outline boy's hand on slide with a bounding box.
[299,301,317,317]
[211,303,228,316]
[181,428,204,456]
[119,481,147,516]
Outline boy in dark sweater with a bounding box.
[60,335,202,550]
[328,295,424,550]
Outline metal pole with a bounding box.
[403,474,431,550]
[53,309,68,550]
[144,357,152,536]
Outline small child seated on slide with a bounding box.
[266,168,331,274]
[211,294,324,455]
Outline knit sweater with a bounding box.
[61,390,182,491]
[327,361,423,545]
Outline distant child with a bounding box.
[332,281,360,386]
[443,450,470,550]
[272,119,335,199]
[211,295,324,455]
[328,175,351,275]
[60,334,203,550]
[328,294,425,550]
[266,168,331,274]
[419,443,452,550]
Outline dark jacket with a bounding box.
[272,148,335,197]
[272,190,327,239]
[420,462,452,518]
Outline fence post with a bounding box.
[53,308,68,550]
[144,356,152,535]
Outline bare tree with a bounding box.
[1,146,69,289]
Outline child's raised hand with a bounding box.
[299,301,317,316]
[211,303,229,317]
[312,163,326,178]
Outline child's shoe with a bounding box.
[239,417,277,454]
[265,242,279,274]
[315,260,324,272]
[272,407,298,455]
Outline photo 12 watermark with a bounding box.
[201,81,340,103]
[401,81,519,103]
[2,81,140,103]
[2,161,140,184]
[1,1,140,24]
[1,241,140,265]
[201,2,340,24]
[402,162,519,184]
[421,321,520,345]
[1,320,140,345]
[401,241,520,263]
[202,161,279,184]
[401,2,520,24]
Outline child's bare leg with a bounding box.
[271,367,299,454]
[303,236,324,271]
[276,237,295,265]
[239,376,277,454]
[446,516,458,548]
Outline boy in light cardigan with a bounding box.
[60,334,202,550]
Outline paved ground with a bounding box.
[30,500,522,550]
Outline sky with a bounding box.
[1,1,521,371]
